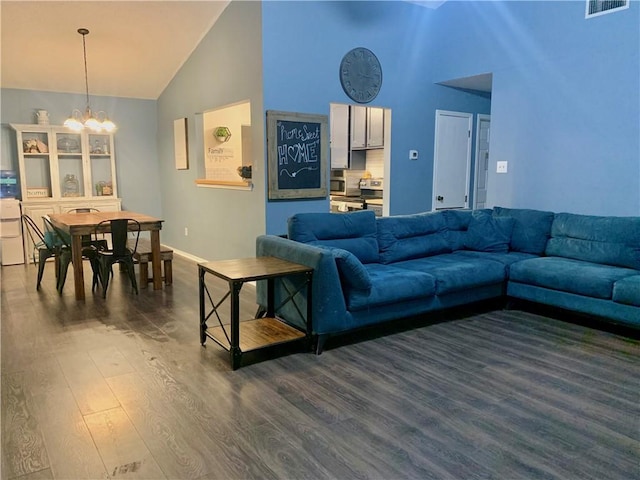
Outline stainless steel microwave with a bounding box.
[330,170,365,196]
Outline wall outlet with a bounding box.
[496,161,508,173]
[184,227,188,236]
[409,150,418,160]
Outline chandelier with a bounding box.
[64,28,116,133]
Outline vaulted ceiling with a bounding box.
[1,1,229,99]
[1,1,453,101]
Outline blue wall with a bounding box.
[0,88,161,216]
[261,1,491,234]
[156,1,265,260]
[430,0,640,216]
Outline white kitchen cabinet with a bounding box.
[350,105,368,149]
[367,107,384,148]
[12,124,120,203]
[330,104,365,169]
[330,104,350,169]
[11,124,121,258]
[350,106,384,150]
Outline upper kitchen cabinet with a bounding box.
[351,106,384,150]
[330,104,365,170]
[366,107,384,148]
[11,124,121,217]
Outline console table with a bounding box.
[198,256,313,370]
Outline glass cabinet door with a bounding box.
[88,133,115,196]
[20,130,53,199]
[54,131,84,197]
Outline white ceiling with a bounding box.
[1,1,230,99]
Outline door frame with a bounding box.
[473,113,491,210]
[432,109,473,210]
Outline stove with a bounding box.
[330,178,384,216]
[330,195,365,213]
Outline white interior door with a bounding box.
[474,114,491,209]
[433,110,472,210]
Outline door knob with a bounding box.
[437,196,444,202]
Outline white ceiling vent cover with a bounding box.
[586,0,629,18]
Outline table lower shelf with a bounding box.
[204,317,306,352]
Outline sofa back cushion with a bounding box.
[441,209,492,251]
[464,211,515,253]
[492,206,554,255]
[376,211,450,264]
[546,213,640,269]
[288,210,379,263]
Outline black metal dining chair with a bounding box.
[93,218,141,298]
[22,214,69,290]
[66,207,108,251]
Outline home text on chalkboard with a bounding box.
[276,120,321,190]
[267,110,328,200]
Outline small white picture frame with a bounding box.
[174,118,189,170]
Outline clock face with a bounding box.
[339,47,382,104]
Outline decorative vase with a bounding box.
[63,174,79,197]
[36,110,49,125]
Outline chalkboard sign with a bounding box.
[267,110,328,200]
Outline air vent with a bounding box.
[586,0,628,18]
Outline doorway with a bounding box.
[432,110,472,210]
[474,114,491,209]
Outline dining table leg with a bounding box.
[150,230,162,290]
[71,234,85,301]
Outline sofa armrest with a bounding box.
[256,235,348,335]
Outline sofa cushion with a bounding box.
[442,209,491,251]
[612,275,640,307]
[546,213,640,270]
[345,264,436,311]
[288,210,379,263]
[323,247,371,292]
[394,253,507,295]
[464,211,515,253]
[455,250,537,268]
[509,256,639,299]
[493,206,554,255]
[376,212,450,264]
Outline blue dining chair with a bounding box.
[22,214,69,291]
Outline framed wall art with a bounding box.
[266,110,328,200]
[174,117,189,170]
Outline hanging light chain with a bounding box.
[79,28,90,108]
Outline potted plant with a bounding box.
[214,126,232,143]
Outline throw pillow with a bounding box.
[464,211,515,253]
[327,247,372,292]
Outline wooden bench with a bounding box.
[133,238,173,288]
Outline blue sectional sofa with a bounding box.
[256,208,640,352]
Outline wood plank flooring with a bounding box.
[1,254,639,479]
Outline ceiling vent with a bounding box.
[586,0,628,18]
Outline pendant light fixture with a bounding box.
[64,28,116,133]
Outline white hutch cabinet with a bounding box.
[11,124,121,250]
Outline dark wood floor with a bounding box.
[2,254,639,480]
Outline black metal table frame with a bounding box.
[199,262,313,370]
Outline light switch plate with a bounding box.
[497,161,508,173]
[409,150,418,160]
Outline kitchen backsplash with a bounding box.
[366,149,384,178]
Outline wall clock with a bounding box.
[339,47,382,104]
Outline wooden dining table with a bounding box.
[48,211,164,301]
